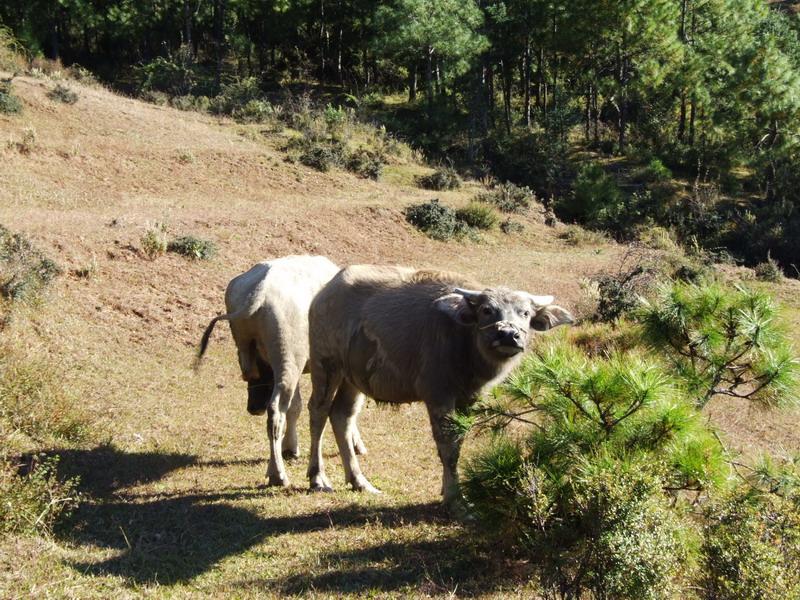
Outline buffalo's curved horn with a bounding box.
[453,287,483,302]
[526,293,555,308]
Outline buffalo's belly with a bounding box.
[346,328,417,404]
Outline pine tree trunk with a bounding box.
[337,27,343,84]
[184,0,194,54]
[213,0,227,92]
[585,86,591,142]
[523,40,531,127]
[501,59,511,135]
[426,46,434,113]
[409,63,417,101]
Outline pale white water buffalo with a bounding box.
[306,265,573,506]
[197,255,366,487]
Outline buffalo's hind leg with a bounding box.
[281,385,302,460]
[330,383,379,493]
[351,393,368,456]
[266,362,301,487]
[247,354,274,416]
[307,361,341,492]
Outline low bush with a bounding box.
[0,350,90,444]
[462,341,714,599]
[298,139,347,172]
[140,223,168,260]
[0,454,80,536]
[404,199,469,241]
[703,471,800,600]
[754,254,783,282]
[0,78,22,114]
[167,235,217,260]
[461,278,799,598]
[558,224,608,247]
[556,162,622,225]
[416,166,461,191]
[209,77,261,116]
[68,64,97,85]
[483,130,569,197]
[500,219,524,234]
[345,147,383,180]
[46,83,78,105]
[0,225,61,302]
[475,181,536,214]
[638,157,672,183]
[455,202,499,230]
[135,46,194,96]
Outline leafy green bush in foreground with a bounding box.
[461,280,799,599]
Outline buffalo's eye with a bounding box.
[522,310,531,318]
[481,306,494,316]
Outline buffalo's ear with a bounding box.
[531,305,575,331]
[434,293,477,326]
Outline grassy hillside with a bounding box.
[1,72,799,598]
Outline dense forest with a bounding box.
[2,0,800,270]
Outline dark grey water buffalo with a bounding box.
[306,265,574,505]
[197,255,366,487]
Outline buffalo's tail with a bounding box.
[194,309,244,371]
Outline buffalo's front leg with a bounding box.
[426,400,465,509]
[307,361,342,492]
[330,383,378,493]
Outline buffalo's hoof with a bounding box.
[354,442,368,456]
[267,473,289,487]
[282,448,301,461]
[310,482,334,493]
[351,476,381,494]
[247,407,266,416]
[309,473,333,492]
[443,497,473,521]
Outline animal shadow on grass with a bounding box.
[27,444,507,593]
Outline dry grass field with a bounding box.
[1,73,799,599]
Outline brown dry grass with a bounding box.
[0,71,798,598]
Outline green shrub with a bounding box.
[209,77,261,116]
[0,351,90,444]
[558,224,608,247]
[0,225,61,302]
[638,282,799,408]
[140,223,168,260]
[46,83,78,105]
[557,162,622,225]
[416,166,461,191]
[232,98,275,123]
[345,147,383,180]
[167,235,217,260]
[484,130,569,196]
[455,202,499,230]
[136,46,194,96]
[754,255,783,282]
[636,225,680,252]
[298,140,347,172]
[404,199,469,241]
[500,219,524,234]
[639,157,672,183]
[68,64,97,84]
[462,341,713,598]
[0,454,80,536]
[323,103,348,134]
[0,78,22,114]
[703,487,800,600]
[475,182,537,214]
